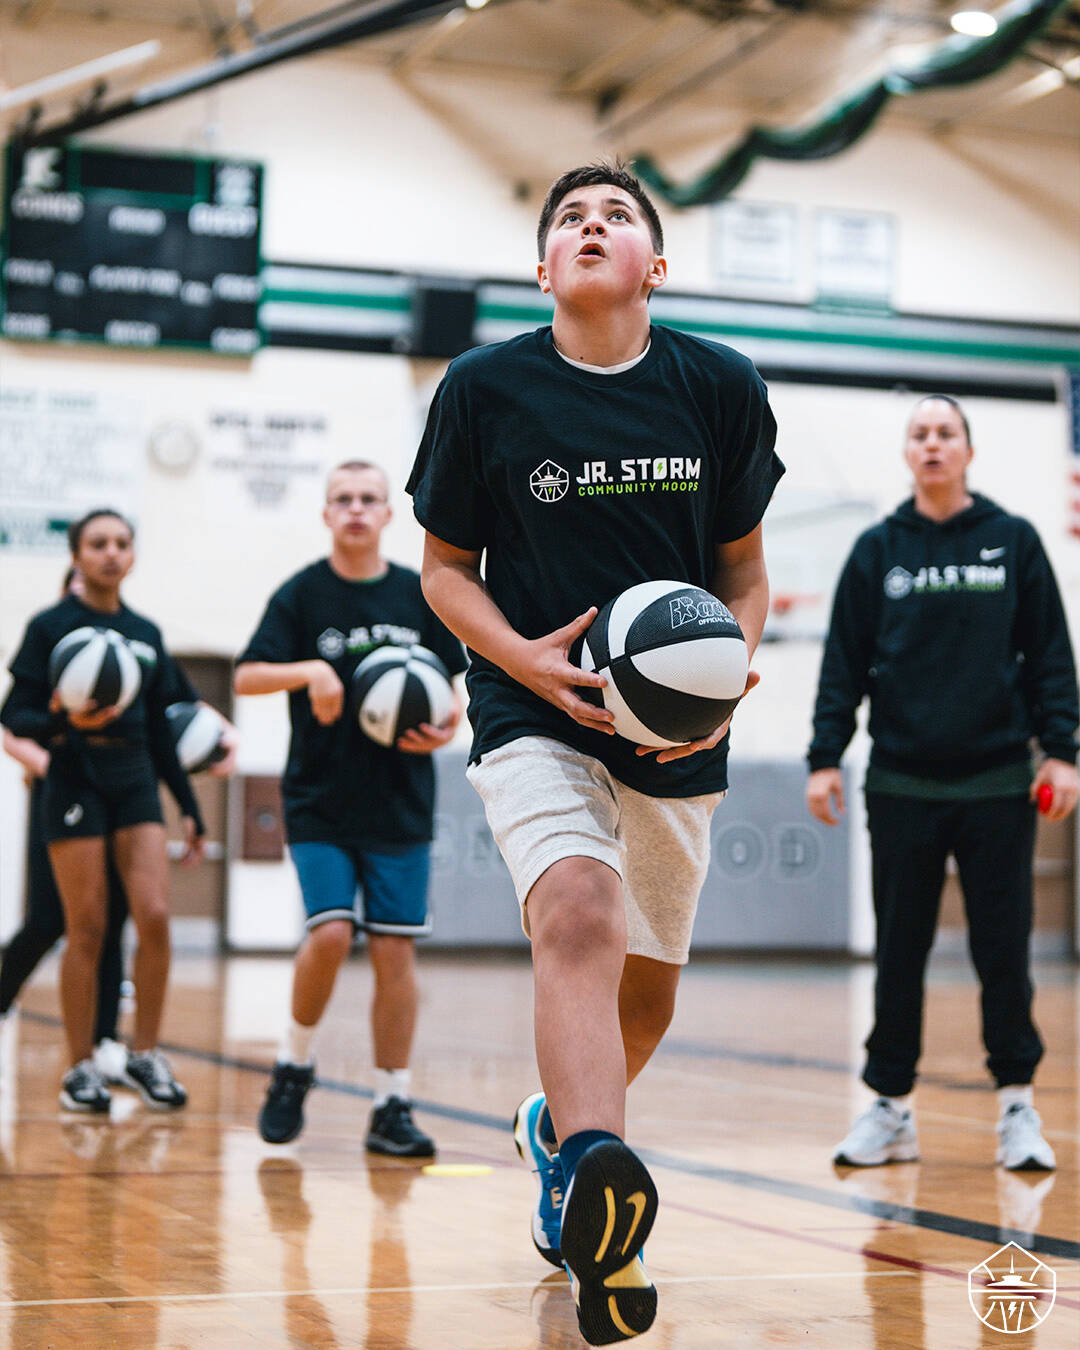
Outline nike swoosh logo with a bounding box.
[980,547,1005,561]
[620,1191,648,1256]
[595,1186,650,1262]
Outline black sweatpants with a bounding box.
[863,792,1043,1097]
[0,781,127,1042]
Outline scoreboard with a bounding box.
[1,142,263,354]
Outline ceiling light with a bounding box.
[950,11,999,37]
[0,41,161,113]
[465,0,490,9]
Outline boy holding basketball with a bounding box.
[407,162,783,1342]
[235,461,465,1155]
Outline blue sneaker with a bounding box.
[513,1092,565,1267]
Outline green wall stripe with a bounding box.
[476,302,1080,365]
[262,288,409,311]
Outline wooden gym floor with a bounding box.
[0,949,1076,1348]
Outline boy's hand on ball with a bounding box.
[635,669,759,763]
[208,718,240,777]
[179,816,205,866]
[65,701,123,731]
[398,722,455,753]
[511,608,615,734]
[398,690,462,753]
[306,660,345,725]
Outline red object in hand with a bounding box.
[1037,783,1054,815]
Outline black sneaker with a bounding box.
[122,1049,188,1111]
[59,1058,111,1114]
[365,1096,436,1158]
[258,1061,315,1144]
[561,1140,658,1344]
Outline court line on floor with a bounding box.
[642,1059,1079,1142]
[17,1010,1080,1264]
[638,1145,1080,1264]
[657,1036,1074,1095]
[662,1197,1080,1311]
[0,1270,920,1311]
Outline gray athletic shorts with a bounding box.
[466,735,724,964]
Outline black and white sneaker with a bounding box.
[122,1049,188,1111]
[59,1058,111,1114]
[258,1061,316,1144]
[365,1096,436,1158]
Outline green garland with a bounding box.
[633,0,1070,206]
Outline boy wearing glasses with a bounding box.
[236,461,465,1153]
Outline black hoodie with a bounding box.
[808,494,1078,777]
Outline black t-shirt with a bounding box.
[407,323,784,796]
[237,559,467,847]
[0,594,203,826]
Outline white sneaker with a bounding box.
[93,1038,129,1085]
[996,1103,1056,1172]
[833,1099,919,1166]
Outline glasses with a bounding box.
[328,493,388,509]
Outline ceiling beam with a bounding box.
[196,0,235,56]
[15,0,60,26]
[15,0,462,145]
[392,4,469,73]
[558,12,689,96]
[602,14,786,140]
[931,47,1080,132]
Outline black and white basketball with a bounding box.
[581,581,747,748]
[48,626,142,715]
[352,645,454,748]
[166,702,228,773]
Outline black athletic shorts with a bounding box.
[42,743,163,842]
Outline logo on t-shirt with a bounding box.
[530,460,569,502]
[317,627,347,659]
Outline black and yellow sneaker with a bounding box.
[560,1140,658,1345]
[365,1096,436,1158]
[258,1061,315,1144]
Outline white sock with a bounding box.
[279,1019,316,1066]
[374,1067,410,1108]
[998,1084,1033,1116]
[882,1093,912,1113]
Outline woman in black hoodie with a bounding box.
[807,394,1077,1172]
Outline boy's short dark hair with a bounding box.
[537,161,664,260]
[326,460,389,500]
[330,459,382,478]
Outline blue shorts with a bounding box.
[289,841,431,937]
